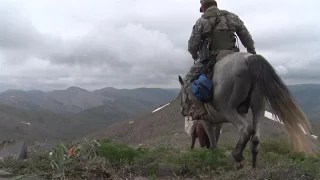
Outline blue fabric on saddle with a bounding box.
[191,73,214,103]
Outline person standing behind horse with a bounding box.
[183,0,257,120]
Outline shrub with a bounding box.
[97,139,143,165]
[172,148,228,171]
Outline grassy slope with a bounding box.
[1,138,319,180]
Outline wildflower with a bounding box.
[69,146,76,156]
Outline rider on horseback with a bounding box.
[183,0,257,120]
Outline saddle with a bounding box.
[204,50,235,80]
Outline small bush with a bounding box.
[172,148,228,170]
[261,138,291,155]
[97,139,142,165]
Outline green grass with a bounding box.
[0,138,319,179]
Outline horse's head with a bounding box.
[178,75,192,117]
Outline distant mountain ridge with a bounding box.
[0,87,179,115]
[1,84,320,120]
[0,87,180,143]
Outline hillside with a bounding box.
[288,84,320,121]
[0,88,179,143]
[0,102,145,145]
[0,104,84,143]
[90,99,315,150]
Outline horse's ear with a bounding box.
[178,75,184,85]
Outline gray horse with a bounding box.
[178,52,317,169]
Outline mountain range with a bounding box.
[0,86,179,143]
[0,86,179,115]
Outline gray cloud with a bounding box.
[0,0,319,92]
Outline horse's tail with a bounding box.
[246,54,317,154]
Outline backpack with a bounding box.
[191,73,214,103]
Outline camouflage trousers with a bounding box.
[182,60,209,120]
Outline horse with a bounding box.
[178,52,317,169]
[191,119,222,149]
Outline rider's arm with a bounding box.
[231,13,256,54]
[188,18,204,60]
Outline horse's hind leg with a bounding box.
[249,89,265,168]
[223,112,252,169]
[217,71,253,169]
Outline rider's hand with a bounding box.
[192,53,199,60]
[247,48,256,54]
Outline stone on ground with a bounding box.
[133,177,150,180]
[0,141,28,160]
[0,169,14,178]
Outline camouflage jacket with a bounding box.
[188,6,256,60]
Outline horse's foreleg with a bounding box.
[199,135,206,148]
[199,122,208,148]
[215,123,222,144]
[202,120,217,149]
[205,134,210,149]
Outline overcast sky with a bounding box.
[0,0,319,91]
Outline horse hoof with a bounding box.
[236,162,244,170]
[252,163,257,169]
[229,155,245,170]
[232,161,244,170]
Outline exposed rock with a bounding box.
[0,169,14,178]
[0,141,27,160]
[0,140,15,150]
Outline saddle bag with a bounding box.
[191,73,214,103]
